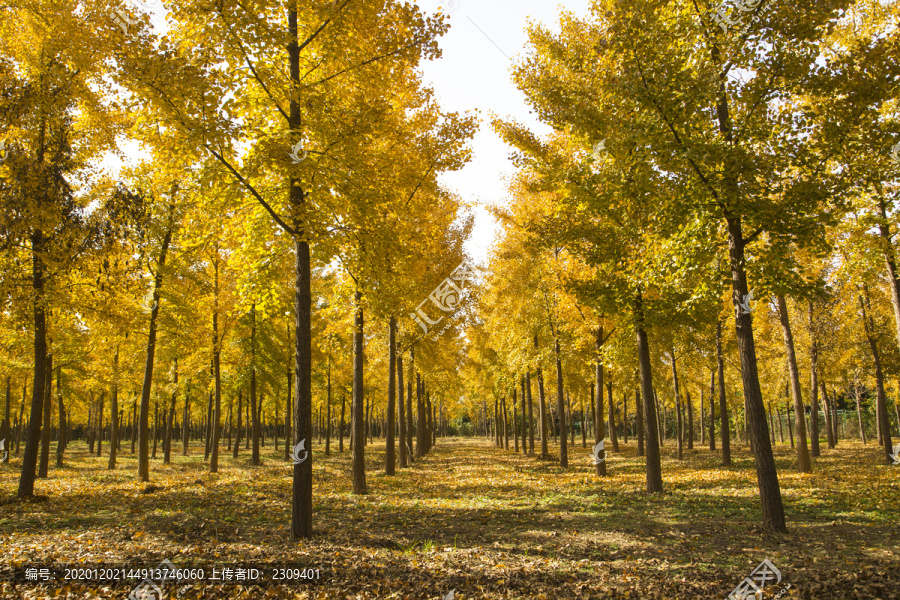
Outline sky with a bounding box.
[416,0,593,265]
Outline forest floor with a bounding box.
[0,435,898,599]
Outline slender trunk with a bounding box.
[233,391,242,458]
[352,289,366,494]
[595,326,606,476]
[182,392,189,456]
[398,351,406,466]
[325,394,331,456]
[520,374,527,455]
[165,359,177,465]
[716,321,731,466]
[38,355,52,477]
[709,368,716,451]
[637,388,644,456]
[138,202,175,482]
[108,349,120,469]
[18,229,47,498]
[407,347,415,463]
[537,366,548,458]
[701,388,706,447]
[686,389,694,450]
[854,378,866,444]
[131,398,137,456]
[250,305,260,465]
[526,371,534,454]
[340,394,346,453]
[671,348,683,461]
[807,303,821,457]
[608,381,618,452]
[386,317,397,474]
[859,288,894,462]
[416,373,425,458]
[777,294,811,472]
[554,337,567,467]
[153,397,159,459]
[287,5,314,538]
[623,390,628,444]
[581,398,587,448]
[2,376,9,465]
[634,293,662,493]
[16,382,26,457]
[204,391,212,460]
[284,338,292,460]
[211,253,222,472]
[513,384,519,453]
[55,366,66,467]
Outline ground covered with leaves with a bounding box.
[1,436,898,599]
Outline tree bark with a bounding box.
[18,228,48,498]
[55,366,66,468]
[407,347,415,463]
[716,321,731,466]
[233,390,242,458]
[859,288,894,462]
[634,293,662,493]
[2,376,9,464]
[686,389,694,450]
[351,289,366,494]
[520,374,527,455]
[671,348,683,460]
[250,305,260,465]
[526,371,535,454]
[38,355,52,478]
[386,317,397,474]
[608,381,618,452]
[595,326,606,476]
[554,336,567,468]
[108,349,120,469]
[807,302,821,457]
[776,294,811,473]
[138,202,175,482]
[164,359,177,465]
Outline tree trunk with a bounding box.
[634,294,662,493]
[2,376,9,464]
[325,363,332,457]
[55,366,66,468]
[18,228,48,498]
[164,359,177,465]
[15,382,26,458]
[595,326,606,476]
[250,305,260,465]
[351,289,366,494]
[398,351,406,466]
[623,390,628,444]
[716,321,731,466]
[386,317,397,474]
[233,391,242,458]
[859,288,894,462]
[820,381,834,449]
[671,348,683,460]
[537,363,549,458]
[526,371,535,454]
[407,347,415,463]
[554,336,567,467]
[512,384,519,453]
[608,382,618,452]
[686,389,694,450]
[153,397,159,459]
[520,374,527,455]
[137,203,175,482]
[38,355,53,478]
[776,294,811,473]
[807,302,821,457]
[182,392,189,456]
[108,349,120,469]
[637,388,644,456]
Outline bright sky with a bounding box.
[417,0,593,265]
